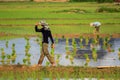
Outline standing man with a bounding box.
[35,20,55,66]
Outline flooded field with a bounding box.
[0,37,120,67]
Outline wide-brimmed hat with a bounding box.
[90,22,101,27]
[40,20,47,26]
[40,20,49,29]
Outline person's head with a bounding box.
[40,20,46,27]
[40,20,49,29]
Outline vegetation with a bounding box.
[0,66,120,79]
[0,2,120,40]
[0,1,120,79]
[69,0,114,3]
[97,7,120,12]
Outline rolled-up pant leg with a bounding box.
[38,43,54,64]
[38,45,45,64]
[43,43,54,64]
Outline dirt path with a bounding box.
[0,32,120,38]
[53,33,120,38]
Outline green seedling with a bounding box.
[92,48,97,62]
[118,48,120,60]
[50,48,55,58]
[69,55,74,65]
[66,38,69,45]
[11,43,17,64]
[55,37,58,44]
[84,54,90,63]
[46,61,50,66]
[79,36,83,43]
[85,37,89,45]
[6,54,11,64]
[65,46,69,51]
[5,40,9,48]
[0,48,6,64]
[23,58,27,65]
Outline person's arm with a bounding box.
[49,30,55,48]
[35,23,42,32]
[49,30,54,44]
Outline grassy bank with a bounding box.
[0,65,120,79]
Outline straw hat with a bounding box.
[40,20,49,29]
[40,20,47,26]
[90,22,101,27]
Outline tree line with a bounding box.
[69,0,114,3]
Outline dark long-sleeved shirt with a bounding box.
[35,25,54,44]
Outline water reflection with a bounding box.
[0,37,120,67]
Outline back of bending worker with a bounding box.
[90,21,101,34]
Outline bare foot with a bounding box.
[38,64,42,67]
[52,63,56,67]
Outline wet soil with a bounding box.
[0,32,120,38]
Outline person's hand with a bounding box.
[35,23,39,26]
[51,43,55,49]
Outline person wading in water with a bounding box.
[35,20,55,66]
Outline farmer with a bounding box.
[90,21,101,34]
[35,20,55,66]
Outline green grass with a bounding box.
[0,66,120,79]
[0,2,120,39]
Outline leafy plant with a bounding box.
[92,48,97,61]
[69,55,74,65]
[55,37,58,44]
[24,37,31,65]
[0,48,6,64]
[46,61,50,66]
[84,54,90,67]
[84,54,90,63]
[97,7,120,13]
[118,48,120,60]
[96,0,114,3]
[56,54,61,66]
[85,37,89,45]
[50,48,55,58]
[6,54,11,64]
[66,38,69,45]
[23,58,27,65]
[11,43,17,64]
[119,48,120,52]
[5,40,9,48]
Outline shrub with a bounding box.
[69,0,114,2]
[53,9,88,14]
[69,0,96,2]
[96,7,120,13]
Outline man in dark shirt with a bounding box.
[35,21,55,66]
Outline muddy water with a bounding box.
[0,37,120,67]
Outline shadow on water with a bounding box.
[63,38,115,59]
[76,49,107,59]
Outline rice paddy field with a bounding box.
[0,1,120,80]
[0,2,120,39]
